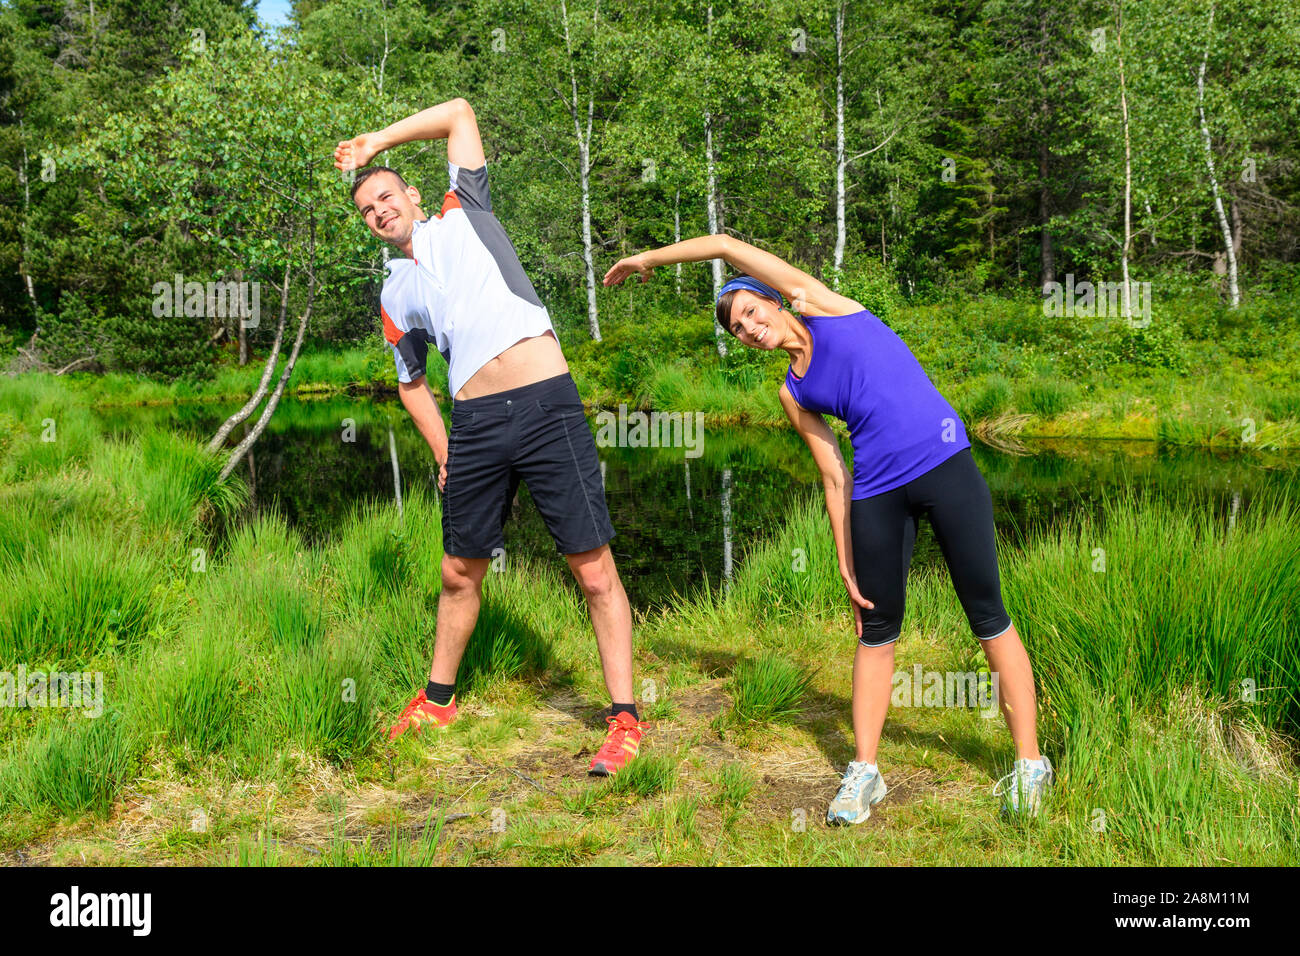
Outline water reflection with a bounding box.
[92,397,1300,611]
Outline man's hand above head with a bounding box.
[335,132,383,173]
[335,101,485,176]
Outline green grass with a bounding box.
[265,634,380,764]
[958,373,1015,422]
[317,808,448,866]
[726,652,814,725]
[1001,484,1300,740]
[0,371,1297,866]
[0,710,136,819]
[0,527,167,667]
[129,626,252,758]
[1015,376,1079,418]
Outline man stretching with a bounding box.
[334,98,646,776]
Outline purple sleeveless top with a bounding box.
[784,309,970,500]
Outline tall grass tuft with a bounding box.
[265,633,380,763]
[727,651,814,724]
[959,373,1015,422]
[725,492,842,624]
[0,526,164,666]
[0,710,135,818]
[136,430,247,531]
[129,627,252,757]
[1001,486,1300,744]
[607,752,680,798]
[0,375,99,481]
[330,500,414,613]
[0,474,109,567]
[265,582,328,652]
[644,359,785,425]
[1015,376,1078,418]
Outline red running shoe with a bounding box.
[387,690,458,740]
[588,711,649,776]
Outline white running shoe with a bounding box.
[826,761,888,826]
[993,755,1054,818]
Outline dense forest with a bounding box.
[1,0,1297,379]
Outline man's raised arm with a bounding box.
[334,98,486,173]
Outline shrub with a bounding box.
[960,373,1014,421]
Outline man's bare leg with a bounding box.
[565,543,635,703]
[428,553,491,684]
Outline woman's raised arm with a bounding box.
[603,234,859,317]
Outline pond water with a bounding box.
[93,396,1300,611]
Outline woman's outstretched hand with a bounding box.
[841,571,875,640]
[603,253,654,286]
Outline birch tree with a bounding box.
[1196,1,1238,307]
[63,33,350,479]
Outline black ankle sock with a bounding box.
[611,701,639,720]
[426,681,455,706]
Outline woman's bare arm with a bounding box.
[604,234,863,317]
[779,384,874,636]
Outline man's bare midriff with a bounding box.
[453,330,569,401]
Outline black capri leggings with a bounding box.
[850,446,1013,647]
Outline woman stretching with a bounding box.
[604,234,1053,824]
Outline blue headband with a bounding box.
[716,276,785,309]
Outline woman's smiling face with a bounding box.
[728,289,784,349]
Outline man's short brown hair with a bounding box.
[349,165,408,202]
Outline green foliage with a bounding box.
[1015,376,1079,418]
[829,257,904,324]
[960,373,1014,422]
[1063,319,1191,376]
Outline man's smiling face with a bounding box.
[353,170,424,250]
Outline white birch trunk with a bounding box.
[706,2,727,357]
[833,0,847,283]
[721,466,733,596]
[388,426,403,516]
[207,259,292,454]
[18,126,37,308]
[674,187,682,295]
[561,0,603,340]
[1117,4,1133,321]
[220,286,315,482]
[1197,2,1239,308]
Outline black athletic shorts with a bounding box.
[850,446,1013,647]
[441,372,616,558]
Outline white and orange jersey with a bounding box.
[379,161,556,396]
